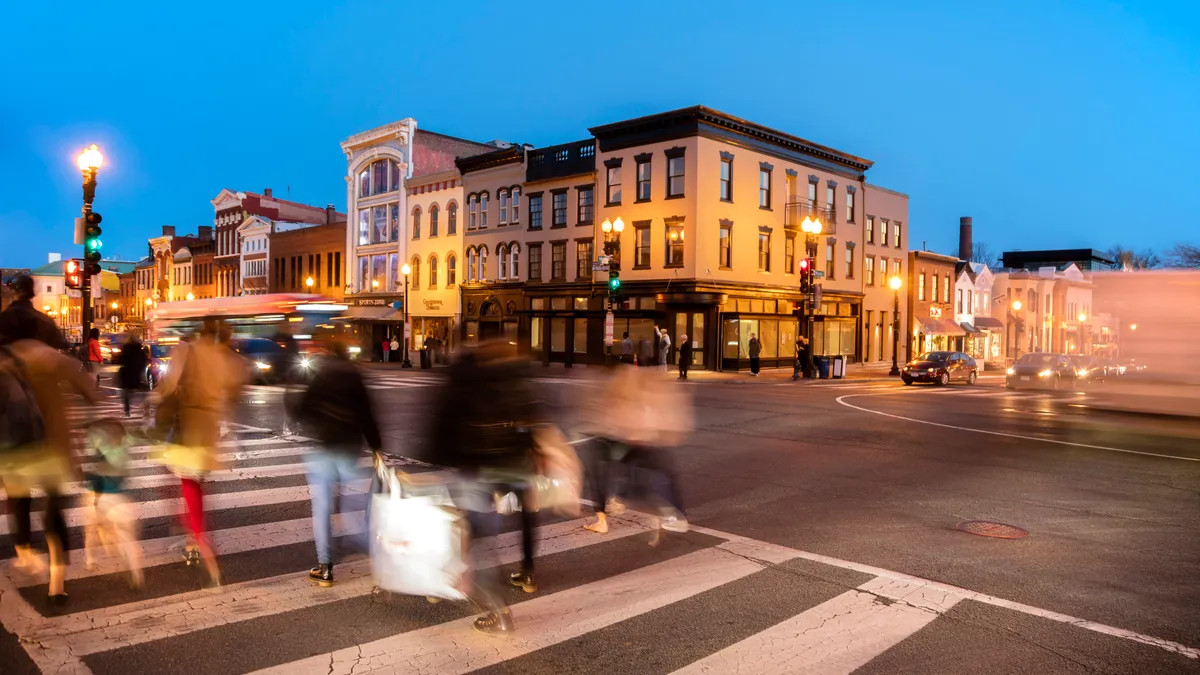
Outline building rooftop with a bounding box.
[30,259,137,276]
[1001,249,1116,272]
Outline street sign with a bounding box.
[592,262,610,271]
[604,310,614,346]
[814,270,825,279]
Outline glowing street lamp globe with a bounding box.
[76,144,104,172]
[888,276,902,291]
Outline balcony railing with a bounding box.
[526,140,596,183]
[783,200,837,235]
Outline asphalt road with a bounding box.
[2,367,1197,674]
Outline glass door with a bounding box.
[673,311,707,370]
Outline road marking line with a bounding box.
[670,581,959,674]
[248,545,770,675]
[75,446,317,474]
[835,392,1200,463]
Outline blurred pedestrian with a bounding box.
[637,335,653,367]
[382,336,391,363]
[748,334,762,376]
[427,340,540,634]
[85,328,103,387]
[117,333,148,418]
[678,334,692,380]
[0,274,66,349]
[294,340,381,587]
[0,337,100,605]
[81,418,143,588]
[620,332,634,365]
[658,329,671,372]
[150,319,243,587]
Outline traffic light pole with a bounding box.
[79,167,98,344]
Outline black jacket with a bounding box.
[118,341,148,389]
[0,299,66,349]
[295,356,381,453]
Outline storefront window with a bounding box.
[723,318,739,359]
[531,317,543,352]
[551,318,567,352]
[371,255,387,291]
[573,297,588,310]
[761,320,778,358]
[573,319,587,353]
[358,210,370,246]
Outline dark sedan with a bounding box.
[901,351,978,386]
[1006,353,1079,390]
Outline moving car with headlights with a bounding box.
[230,338,295,384]
[901,351,978,386]
[1006,353,1078,390]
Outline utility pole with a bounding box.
[76,145,104,343]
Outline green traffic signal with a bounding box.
[609,277,620,290]
[87,238,102,251]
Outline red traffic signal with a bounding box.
[799,258,810,271]
[64,259,83,289]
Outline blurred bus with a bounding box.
[1089,269,1200,417]
[146,293,348,350]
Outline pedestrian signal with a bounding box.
[64,259,83,289]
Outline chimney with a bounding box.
[198,225,213,240]
[958,217,973,261]
[48,252,62,263]
[263,188,273,198]
[326,204,336,225]
[162,225,176,237]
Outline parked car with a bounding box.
[1069,355,1106,383]
[901,351,978,386]
[1006,353,1079,390]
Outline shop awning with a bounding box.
[973,316,1005,331]
[335,306,403,322]
[915,317,967,336]
[960,322,983,334]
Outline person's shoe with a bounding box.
[660,514,689,533]
[309,563,334,587]
[182,546,201,567]
[605,497,626,515]
[473,611,515,635]
[507,572,537,593]
[585,512,609,534]
[13,545,46,575]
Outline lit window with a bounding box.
[719,223,732,269]
[720,159,733,202]
[665,224,685,266]
[758,232,771,272]
[759,168,771,209]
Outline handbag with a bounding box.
[529,424,583,516]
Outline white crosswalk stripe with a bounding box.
[1,433,1194,675]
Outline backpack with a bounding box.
[0,347,46,453]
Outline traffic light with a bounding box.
[799,257,812,294]
[83,212,103,275]
[64,259,83,289]
[608,269,621,294]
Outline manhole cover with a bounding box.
[955,520,1029,539]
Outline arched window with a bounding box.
[411,256,421,291]
[447,253,457,286]
[511,187,521,223]
[498,189,509,224]
[448,202,458,235]
[479,192,489,228]
[390,159,401,191]
[428,255,439,289]
[468,195,478,230]
[498,244,509,280]
[510,242,520,280]
[358,166,369,198]
[372,160,388,195]
[429,204,439,237]
[412,206,422,240]
[466,247,477,282]
[479,246,488,281]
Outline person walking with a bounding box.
[658,329,671,372]
[294,340,381,587]
[86,328,103,387]
[619,332,634,365]
[748,334,762,376]
[117,333,148,417]
[150,319,243,587]
[0,275,66,350]
[678,334,692,380]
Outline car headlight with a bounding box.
[1076,369,1088,377]
[255,361,272,370]
[158,363,168,374]
[1006,367,1015,375]
[300,357,312,370]
[927,368,936,374]
[1038,369,1053,378]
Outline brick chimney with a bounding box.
[326,204,336,225]
[162,225,176,237]
[958,217,973,261]
[198,225,213,240]
[263,188,273,198]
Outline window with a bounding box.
[479,247,488,280]
[578,186,594,224]
[759,168,772,209]
[720,158,733,202]
[667,154,685,198]
[412,206,421,239]
[826,184,835,214]
[410,257,420,290]
[358,209,370,245]
[497,244,508,280]
[511,188,520,223]
[880,220,889,247]
[468,195,478,230]
[448,202,458,234]
[390,159,400,191]
[866,256,875,286]
[636,157,651,201]
[447,254,457,286]
[373,206,387,243]
[359,167,369,198]
[866,216,874,244]
[551,242,566,280]
[931,273,938,302]
[479,193,489,228]
[509,244,519,280]
[845,247,854,278]
[943,275,951,303]
[606,165,622,205]
[957,289,963,314]
[893,221,902,248]
[552,191,567,227]
[429,205,439,237]
[846,190,855,223]
[576,240,593,279]
[635,224,651,269]
[529,194,543,230]
[498,190,509,224]
[665,224,685,266]
[825,242,835,278]
[334,251,341,287]
[373,160,388,195]
[757,232,771,272]
[528,244,542,280]
[719,223,732,269]
[428,256,438,288]
[785,233,796,274]
[466,248,476,282]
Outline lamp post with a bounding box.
[76,144,104,342]
[600,217,624,363]
[799,216,823,354]
[400,263,413,368]
[888,275,902,376]
[1008,299,1023,362]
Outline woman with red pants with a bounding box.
[151,321,243,586]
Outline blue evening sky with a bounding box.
[2,1,1197,268]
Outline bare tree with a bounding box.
[1106,245,1162,270]
[970,242,998,266]
[1166,243,1200,269]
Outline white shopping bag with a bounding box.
[370,469,469,601]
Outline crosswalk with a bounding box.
[2,435,1196,675]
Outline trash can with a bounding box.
[816,356,831,379]
[419,347,431,369]
[831,355,845,379]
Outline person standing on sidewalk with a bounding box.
[678,334,692,380]
[658,329,671,373]
[381,336,391,363]
[389,336,400,365]
[748,334,762,376]
[620,332,634,365]
[294,340,381,587]
[117,333,148,417]
[86,328,103,387]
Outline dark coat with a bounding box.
[295,356,382,453]
[0,299,66,349]
[118,341,148,389]
[680,341,693,365]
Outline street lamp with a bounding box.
[305,276,315,289]
[111,301,119,310]
[888,275,902,376]
[76,144,104,342]
[186,292,195,301]
[1008,299,1023,361]
[399,263,413,368]
[600,217,625,362]
[799,216,823,356]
